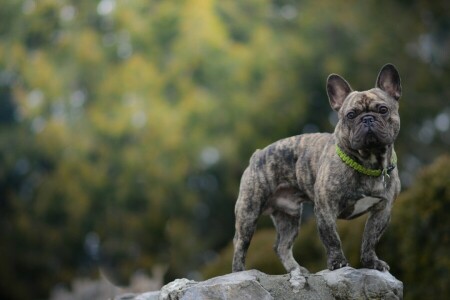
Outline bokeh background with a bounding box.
[0,0,449,299]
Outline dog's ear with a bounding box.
[376,64,402,101]
[327,74,352,112]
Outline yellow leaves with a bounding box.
[22,51,63,99]
[173,0,228,67]
[0,42,27,69]
[90,54,162,136]
[97,54,161,99]
[114,0,150,38]
[122,55,162,94]
[73,29,104,66]
[180,0,227,48]
[34,117,69,152]
[88,102,130,137]
[225,43,253,84]
[13,51,64,120]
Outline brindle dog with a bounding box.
[232,64,401,288]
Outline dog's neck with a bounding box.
[337,139,394,171]
[356,146,393,170]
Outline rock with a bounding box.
[114,267,403,300]
[159,279,197,300]
[316,267,403,300]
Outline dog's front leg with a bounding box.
[361,204,391,271]
[314,203,349,270]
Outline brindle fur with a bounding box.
[232,64,402,280]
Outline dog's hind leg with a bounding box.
[272,210,301,272]
[232,211,258,272]
[232,168,264,272]
[271,208,308,291]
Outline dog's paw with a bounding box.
[327,257,349,271]
[289,268,306,293]
[362,258,390,272]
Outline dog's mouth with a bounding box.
[351,124,391,150]
[363,128,381,146]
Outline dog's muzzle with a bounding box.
[351,115,390,149]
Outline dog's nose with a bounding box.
[362,115,375,126]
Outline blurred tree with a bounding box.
[0,0,448,299]
[380,155,450,299]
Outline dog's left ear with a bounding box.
[327,74,352,112]
[376,64,402,101]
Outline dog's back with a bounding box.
[247,133,334,202]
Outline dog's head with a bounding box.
[327,64,401,152]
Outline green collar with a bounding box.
[335,145,397,177]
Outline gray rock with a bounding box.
[160,278,196,300]
[182,270,272,300]
[114,291,160,300]
[315,267,403,299]
[117,267,403,300]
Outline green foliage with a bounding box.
[0,0,449,299]
[380,155,450,299]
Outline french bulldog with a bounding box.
[232,64,401,288]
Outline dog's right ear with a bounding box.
[327,74,352,112]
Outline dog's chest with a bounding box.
[353,196,381,215]
[339,195,383,219]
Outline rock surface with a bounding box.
[114,267,403,300]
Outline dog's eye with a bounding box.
[379,106,389,114]
[346,111,356,119]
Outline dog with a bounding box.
[232,64,401,288]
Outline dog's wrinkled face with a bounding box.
[327,64,402,152]
[339,89,400,150]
